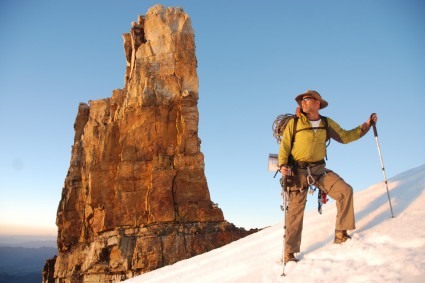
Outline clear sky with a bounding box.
[1,0,424,235]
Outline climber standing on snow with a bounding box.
[278,90,378,263]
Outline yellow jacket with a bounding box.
[278,113,370,166]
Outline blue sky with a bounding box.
[0,0,424,235]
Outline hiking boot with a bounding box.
[334,230,351,244]
[284,253,299,264]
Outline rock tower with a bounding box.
[42,5,255,283]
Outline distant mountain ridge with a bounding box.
[0,246,57,283]
[0,235,56,248]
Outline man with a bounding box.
[278,90,378,264]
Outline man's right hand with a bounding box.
[280,165,289,175]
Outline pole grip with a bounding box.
[372,124,378,137]
[370,113,378,137]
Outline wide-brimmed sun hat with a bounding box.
[295,90,328,109]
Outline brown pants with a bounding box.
[285,164,355,253]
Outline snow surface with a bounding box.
[125,164,425,283]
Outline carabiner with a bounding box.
[306,167,315,186]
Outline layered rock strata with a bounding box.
[43,5,255,283]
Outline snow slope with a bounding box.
[125,164,425,283]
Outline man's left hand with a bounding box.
[368,113,378,126]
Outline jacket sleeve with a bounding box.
[327,117,371,144]
[278,118,295,166]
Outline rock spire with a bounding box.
[43,5,255,282]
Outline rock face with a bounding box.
[43,5,255,283]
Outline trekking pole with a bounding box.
[280,176,289,276]
[370,113,395,218]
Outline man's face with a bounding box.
[301,96,320,113]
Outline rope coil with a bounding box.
[272,114,295,143]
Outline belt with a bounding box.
[294,159,325,169]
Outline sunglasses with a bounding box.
[302,97,316,102]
